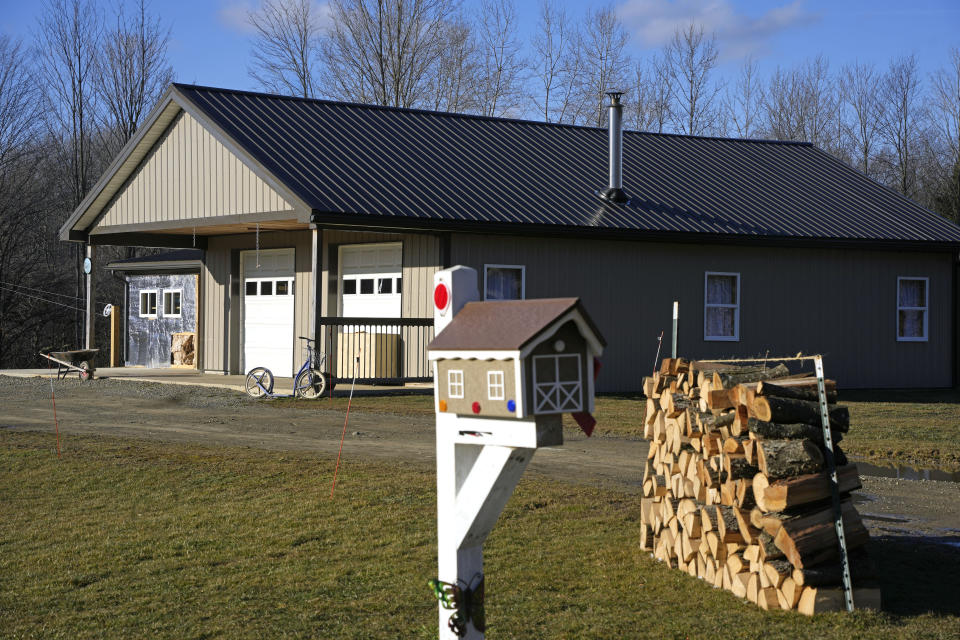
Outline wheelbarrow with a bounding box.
[39,349,99,381]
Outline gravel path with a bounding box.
[2,374,958,545]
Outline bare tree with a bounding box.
[531,0,572,122]
[629,58,670,133]
[248,0,325,98]
[840,62,882,177]
[322,0,456,108]
[98,0,173,156]
[664,22,721,136]
[763,56,839,151]
[723,56,763,138]
[0,37,39,174]
[878,54,924,197]
[429,16,478,113]
[35,0,103,345]
[474,0,525,117]
[36,0,103,209]
[578,4,630,127]
[929,47,960,220]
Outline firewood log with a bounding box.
[713,363,790,389]
[798,586,881,615]
[725,453,760,480]
[755,464,861,512]
[774,501,869,568]
[763,560,792,589]
[791,548,877,587]
[745,417,844,445]
[752,396,850,431]
[757,531,785,561]
[757,439,824,480]
[756,379,838,403]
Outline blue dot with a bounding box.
[507,399,516,412]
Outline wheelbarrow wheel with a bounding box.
[245,367,274,398]
[78,361,92,382]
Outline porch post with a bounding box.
[310,225,322,341]
[84,243,96,350]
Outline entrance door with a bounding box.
[340,243,402,318]
[243,248,295,376]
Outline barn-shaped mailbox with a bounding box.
[428,298,606,421]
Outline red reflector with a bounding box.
[434,283,449,310]
[471,401,481,414]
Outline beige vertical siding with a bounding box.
[201,230,312,374]
[97,111,292,229]
[451,234,955,390]
[318,230,442,378]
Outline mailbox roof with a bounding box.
[428,298,605,352]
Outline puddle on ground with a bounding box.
[860,513,911,524]
[855,460,960,483]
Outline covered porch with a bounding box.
[59,85,442,384]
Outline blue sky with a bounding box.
[1,0,957,91]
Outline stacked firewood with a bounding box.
[639,358,881,615]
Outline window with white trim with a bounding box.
[487,370,505,400]
[704,272,740,341]
[484,264,525,300]
[897,277,928,341]
[162,290,182,317]
[448,370,464,398]
[139,290,157,317]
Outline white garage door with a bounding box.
[340,243,402,318]
[243,248,295,377]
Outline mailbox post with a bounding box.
[427,267,605,639]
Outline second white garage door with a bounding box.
[243,248,295,377]
[340,243,402,318]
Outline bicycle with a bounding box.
[244,336,334,399]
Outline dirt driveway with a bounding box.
[2,375,958,543]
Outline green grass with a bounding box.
[841,389,960,471]
[2,431,959,639]
[271,389,960,471]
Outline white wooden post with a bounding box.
[431,267,564,639]
[84,244,96,350]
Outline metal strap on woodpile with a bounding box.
[814,355,855,612]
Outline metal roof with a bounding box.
[99,84,960,247]
[105,249,203,272]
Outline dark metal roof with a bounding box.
[106,249,203,272]
[428,298,605,351]
[174,84,960,246]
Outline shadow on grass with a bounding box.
[871,536,960,616]
[843,388,960,405]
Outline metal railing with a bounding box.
[318,316,434,385]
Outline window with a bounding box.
[245,281,258,296]
[396,277,402,294]
[261,281,273,295]
[704,272,740,341]
[448,370,464,399]
[343,279,357,295]
[139,290,157,317]
[276,280,289,296]
[162,290,182,317]
[360,278,374,294]
[484,264,525,300]
[487,371,505,400]
[897,277,928,341]
[378,278,393,294]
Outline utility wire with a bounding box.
[0,284,110,312]
[0,280,113,305]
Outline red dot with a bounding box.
[472,402,481,414]
[434,283,449,310]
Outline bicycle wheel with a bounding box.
[295,369,326,399]
[245,367,274,398]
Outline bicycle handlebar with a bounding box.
[298,336,315,342]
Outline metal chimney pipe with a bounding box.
[601,91,628,204]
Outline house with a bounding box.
[428,297,605,419]
[59,83,960,389]
[105,249,201,368]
